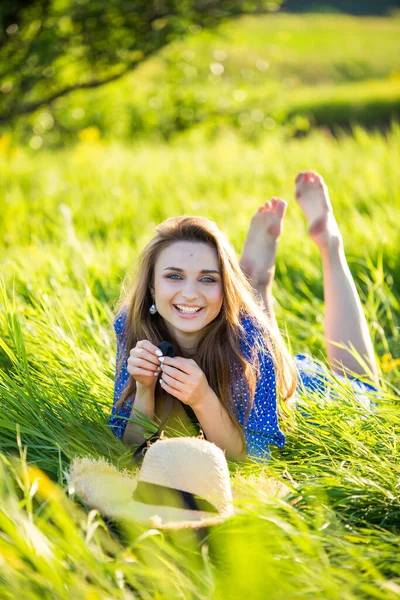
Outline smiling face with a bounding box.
[151,241,224,351]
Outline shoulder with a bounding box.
[113,307,128,338]
[238,312,265,339]
[238,312,268,360]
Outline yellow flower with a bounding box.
[78,126,101,143]
[26,465,64,502]
[380,353,400,373]
[0,132,11,155]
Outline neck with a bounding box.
[166,324,200,355]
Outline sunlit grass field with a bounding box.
[1,121,399,598]
[1,8,400,599]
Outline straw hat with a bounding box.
[69,437,234,529]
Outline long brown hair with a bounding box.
[114,216,297,442]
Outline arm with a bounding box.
[109,311,158,444]
[122,383,155,446]
[192,389,246,462]
[109,312,132,440]
[158,355,246,462]
[193,351,284,464]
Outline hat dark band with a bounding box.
[132,481,219,513]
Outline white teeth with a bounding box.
[175,305,202,314]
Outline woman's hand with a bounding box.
[127,340,162,389]
[158,356,211,410]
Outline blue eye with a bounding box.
[166,274,216,283]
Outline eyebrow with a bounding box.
[163,267,220,275]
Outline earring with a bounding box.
[149,303,157,315]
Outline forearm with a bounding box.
[192,390,246,462]
[122,384,155,446]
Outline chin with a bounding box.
[174,318,206,331]
[169,312,216,331]
[178,317,218,332]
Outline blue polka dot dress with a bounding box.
[109,310,377,461]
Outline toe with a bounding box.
[305,170,324,184]
[303,172,316,183]
[295,172,306,184]
[296,170,326,191]
[275,199,287,218]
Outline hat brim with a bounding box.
[68,456,233,530]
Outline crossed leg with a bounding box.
[240,196,286,335]
[239,170,379,386]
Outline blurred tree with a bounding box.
[0,0,282,124]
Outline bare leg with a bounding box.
[295,171,378,384]
[239,197,287,334]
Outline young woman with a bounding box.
[109,171,379,462]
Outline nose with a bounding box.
[181,279,199,301]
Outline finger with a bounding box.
[159,376,183,401]
[129,366,159,378]
[159,363,186,383]
[136,340,163,356]
[160,371,186,393]
[131,347,160,368]
[130,357,161,373]
[159,356,194,373]
[135,340,164,363]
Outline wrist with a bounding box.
[191,386,215,416]
[136,381,156,396]
[134,383,155,413]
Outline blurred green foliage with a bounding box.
[4,13,400,148]
[0,0,282,124]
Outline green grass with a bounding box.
[175,13,400,86]
[285,77,400,129]
[0,123,400,597]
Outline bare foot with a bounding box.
[240,197,287,286]
[295,170,342,251]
